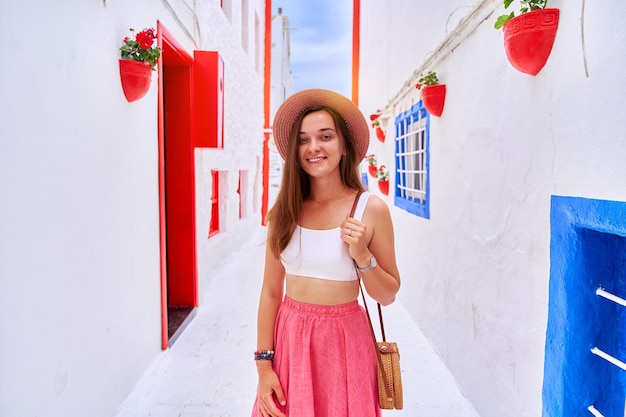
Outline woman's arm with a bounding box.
[342,195,400,306]
[256,245,285,351]
[255,230,287,417]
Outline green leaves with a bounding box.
[522,0,548,11]
[494,0,548,29]
[416,71,439,89]
[494,12,515,29]
[119,28,162,69]
[377,165,389,181]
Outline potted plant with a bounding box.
[494,0,559,76]
[377,165,389,196]
[416,71,446,117]
[365,154,378,177]
[370,110,385,143]
[119,27,162,102]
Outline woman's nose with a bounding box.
[307,138,321,151]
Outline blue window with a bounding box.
[544,196,626,417]
[393,101,429,218]
[361,172,369,189]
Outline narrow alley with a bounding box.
[4,1,626,415]
[114,226,479,417]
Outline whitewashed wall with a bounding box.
[0,1,265,416]
[193,0,265,280]
[359,0,626,416]
[268,14,292,208]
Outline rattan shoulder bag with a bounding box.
[349,192,403,410]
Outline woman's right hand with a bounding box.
[256,361,287,417]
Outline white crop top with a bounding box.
[281,192,371,281]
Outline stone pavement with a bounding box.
[114,227,480,417]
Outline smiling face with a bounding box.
[297,110,346,179]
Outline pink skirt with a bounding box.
[252,296,381,417]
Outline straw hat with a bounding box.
[272,88,370,161]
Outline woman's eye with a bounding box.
[322,134,332,140]
[298,137,308,144]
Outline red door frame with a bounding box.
[157,22,199,349]
[261,0,272,225]
[352,0,361,105]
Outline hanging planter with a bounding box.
[376,165,389,196]
[421,84,446,117]
[375,126,386,142]
[416,71,445,117]
[118,27,161,102]
[119,59,153,102]
[502,8,559,75]
[364,154,378,178]
[378,180,389,196]
[370,111,385,143]
[494,1,559,76]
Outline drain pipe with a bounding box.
[262,0,272,225]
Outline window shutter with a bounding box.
[193,51,224,148]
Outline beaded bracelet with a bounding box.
[254,350,275,361]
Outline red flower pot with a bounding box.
[503,8,560,76]
[375,126,385,142]
[421,84,446,117]
[119,59,153,102]
[368,165,378,177]
[378,180,389,195]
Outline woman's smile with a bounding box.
[298,110,345,176]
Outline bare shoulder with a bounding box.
[365,193,391,219]
[363,194,394,238]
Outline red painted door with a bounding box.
[157,22,198,349]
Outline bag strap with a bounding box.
[358,275,394,402]
[378,303,387,342]
[348,191,387,339]
[349,191,393,401]
[348,190,362,220]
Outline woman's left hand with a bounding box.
[341,217,370,263]
[341,194,401,306]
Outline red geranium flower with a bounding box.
[119,27,161,69]
[377,165,389,181]
[136,30,154,50]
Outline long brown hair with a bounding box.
[266,106,365,258]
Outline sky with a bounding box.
[273,0,353,97]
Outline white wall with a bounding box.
[0,0,265,415]
[193,0,266,276]
[359,0,626,416]
[268,13,292,207]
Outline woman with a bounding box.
[253,89,400,417]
